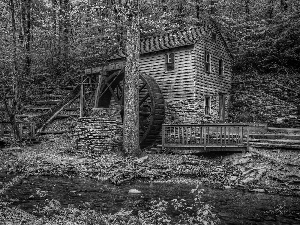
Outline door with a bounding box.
[219,94,225,122]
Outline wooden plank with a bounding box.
[79,82,84,118]
[19,124,23,140]
[0,124,4,137]
[162,125,165,149]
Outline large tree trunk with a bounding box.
[8,0,21,142]
[61,0,70,73]
[123,0,141,156]
[24,0,31,80]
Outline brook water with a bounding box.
[4,176,300,224]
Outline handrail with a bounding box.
[162,123,249,152]
[35,77,89,132]
[163,123,249,127]
[0,121,36,139]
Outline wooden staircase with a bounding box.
[18,85,81,135]
[249,127,300,150]
[233,78,300,111]
[231,78,300,127]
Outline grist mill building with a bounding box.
[91,18,232,125]
[13,17,233,152]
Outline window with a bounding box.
[212,32,217,42]
[204,51,211,73]
[219,59,224,76]
[165,52,175,71]
[204,96,211,115]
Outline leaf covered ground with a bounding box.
[1,136,300,224]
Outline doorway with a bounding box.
[219,94,225,122]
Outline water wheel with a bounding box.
[95,69,165,149]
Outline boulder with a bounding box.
[128,189,142,194]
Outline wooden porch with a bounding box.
[162,124,249,153]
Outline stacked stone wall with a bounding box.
[73,106,122,154]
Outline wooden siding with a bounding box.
[103,46,196,102]
[139,46,195,101]
[194,28,232,96]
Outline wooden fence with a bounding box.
[162,124,249,153]
[0,121,36,140]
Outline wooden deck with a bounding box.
[162,124,249,153]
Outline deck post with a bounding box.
[80,76,85,118]
[220,126,223,148]
[162,125,165,151]
[203,126,207,151]
[18,123,23,140]
[31,123,36,138]
[246,125,249,152]
[0,123,3,137]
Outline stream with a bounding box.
[3,176,300,224]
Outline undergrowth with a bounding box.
[0,184,220,225]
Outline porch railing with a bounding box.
[0,121,36,140]
[162,124,249,153]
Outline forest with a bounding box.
[1,0,299,144]
[1,0,299,97]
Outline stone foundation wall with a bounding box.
[165,94,229,124]
[73,106,122,154]
[72,93,230,153]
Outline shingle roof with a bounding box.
[112,18,233,60]
[140,27,204,54]
[113,26,205,59]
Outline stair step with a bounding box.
[26,107,51,111]
[267,127,300,134]
[64,108,79,111]
[54,114,79,120]
[249,134,300,140]
[61,86,76,91]
[250,142,300,150]
[39,130,68,135]
[249,139,300,144]
[34,100,61,106]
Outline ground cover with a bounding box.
[1,136,300,224]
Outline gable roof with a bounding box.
[111,17,233,60]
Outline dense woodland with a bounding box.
[0,0,300,130]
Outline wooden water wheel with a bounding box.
[95,69,165,149]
